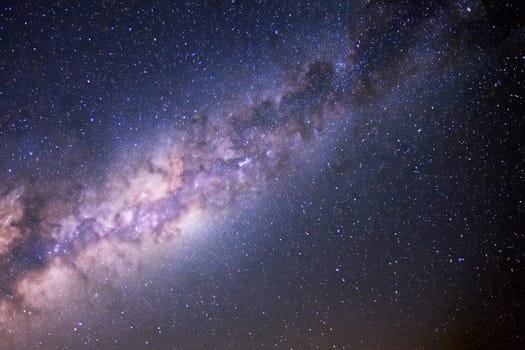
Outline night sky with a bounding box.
[0,1,524,349]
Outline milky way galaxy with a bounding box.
[1,1,524,349]
[1,57,340,335]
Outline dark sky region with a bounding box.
[0,1,524,349]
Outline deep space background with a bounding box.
[0,1,524,349]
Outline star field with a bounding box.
[0,1,524,349]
